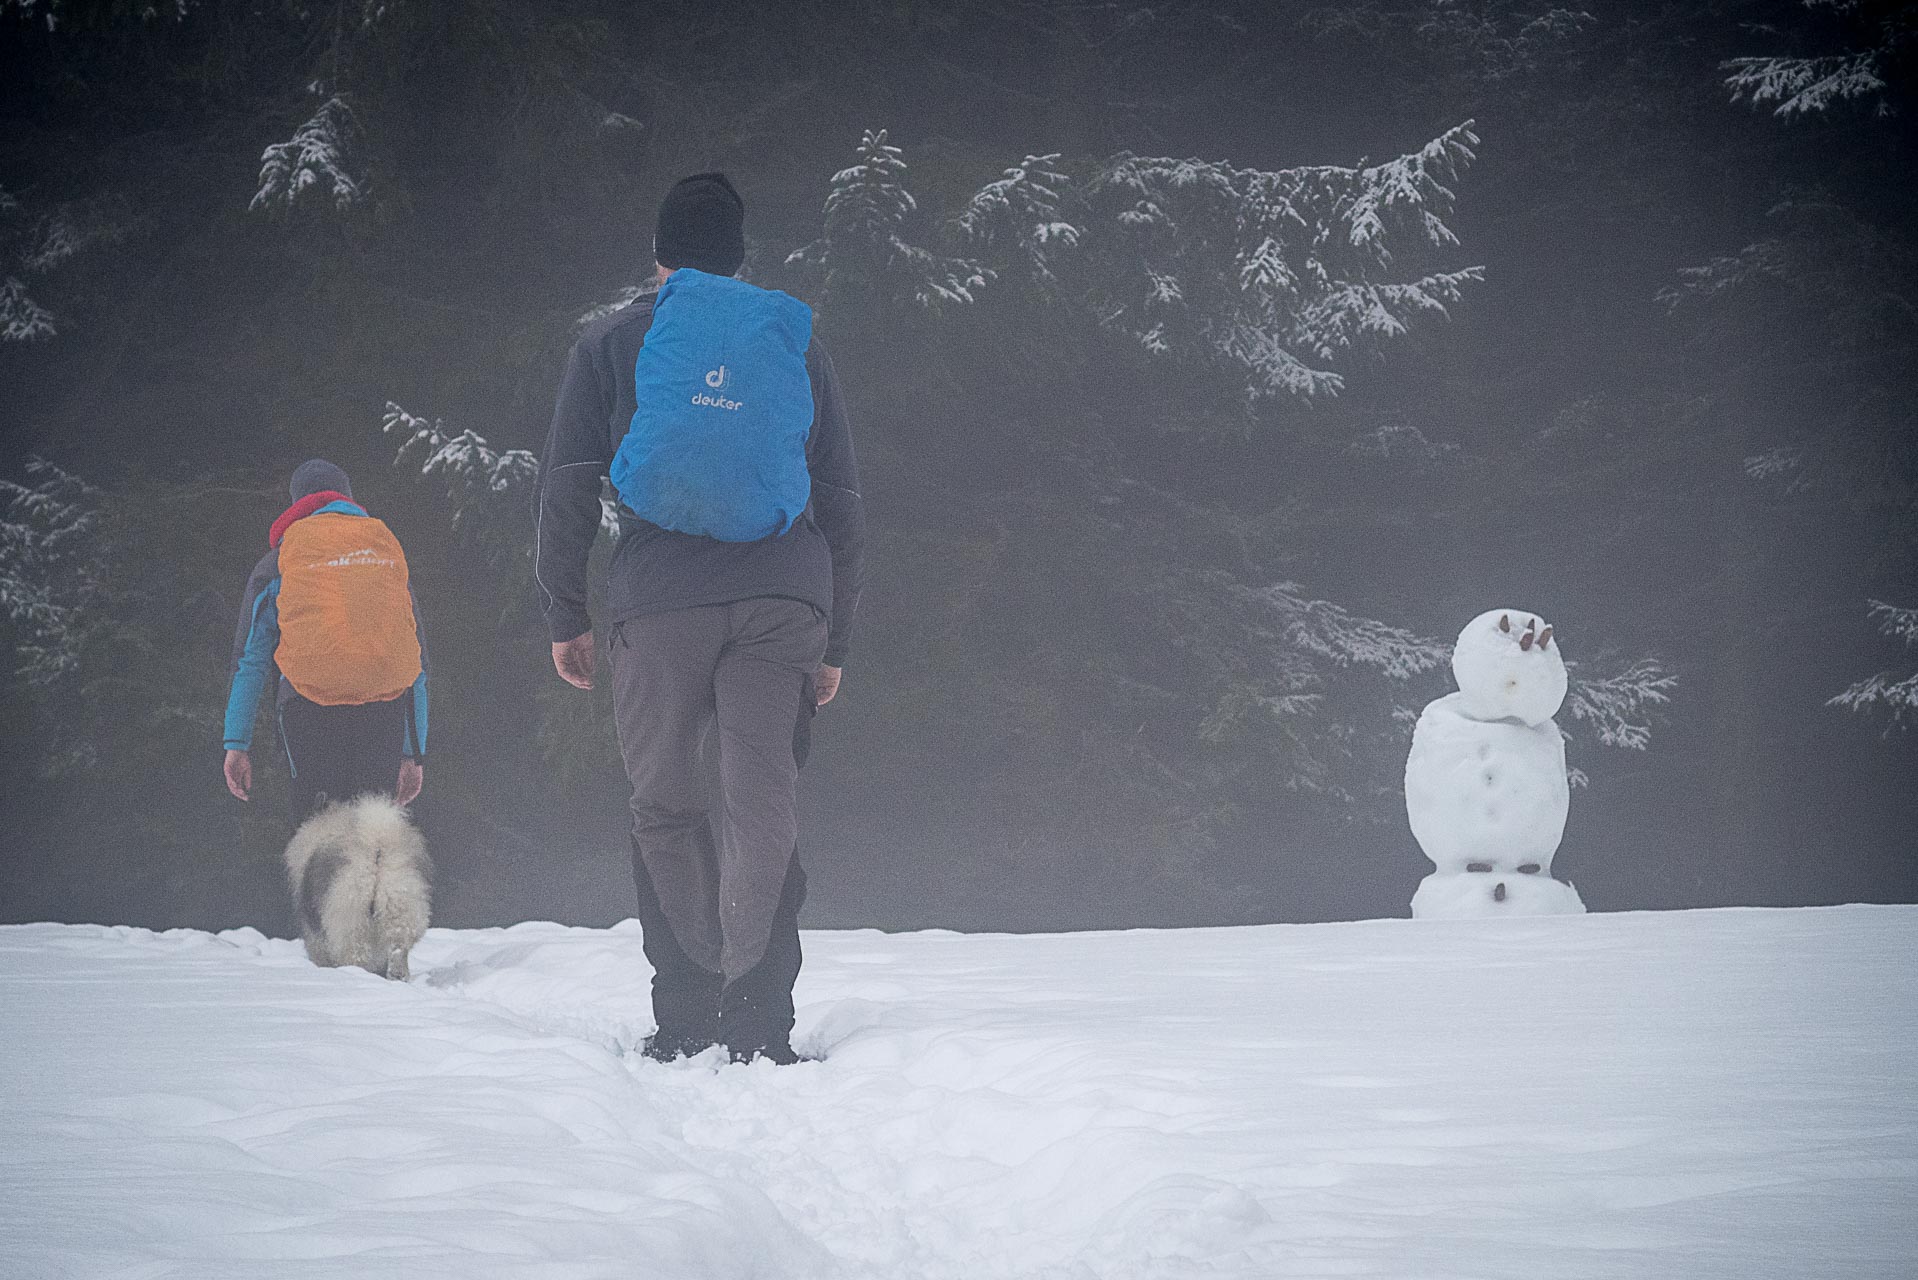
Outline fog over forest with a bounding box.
[3,0,1914,935]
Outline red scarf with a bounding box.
[270,490,354,547]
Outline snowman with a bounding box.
[1405,609,1586,918]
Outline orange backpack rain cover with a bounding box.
[275,513,423,706]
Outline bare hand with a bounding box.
[396,758,424,806]
[814,664,843,706]
[223,749,252,801]
[552,632,596,689]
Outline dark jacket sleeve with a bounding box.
[535,341,615,643]
[805,342,867,666]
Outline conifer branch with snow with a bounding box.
[1830,599,1918,727]
[1723,0,1914,117]
[1563,658,1678,751]
[787,129,990,311]
[1,276,55,342]
[794,124,1484,401]
[382,403,539,532]
[952,153,1080,289]
[1090,122,1485,398]
[1255,584,1452,682]
[382,403,618,550]
[251,93,365,214]
[1192,580,1452,799]
[0,460,102,686]
[1725,52,1889,115]
[0,188,135,341]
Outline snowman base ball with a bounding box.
[1411,871,1586,919]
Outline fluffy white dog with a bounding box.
[283,795,432,980]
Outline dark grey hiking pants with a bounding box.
[610,598,827,1046]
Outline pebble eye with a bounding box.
[1466,861,1493,873]
[1518,863,1541,874]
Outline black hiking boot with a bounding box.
[640,1033,716,1064]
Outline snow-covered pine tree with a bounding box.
[1830,600,1918,728]
[1209,578,1673,795]
[381,403,551,548]
[1087,123,1485,399]
[252,91,364,214]
[0,460,101,689]
[951,153,1080,292]
[782,123,1663,834]
[805,124,1486,400]
[379,403,622,785]
[1700,18,1917,728]
[1303,2,1599,84]
[1,275,53,342]
[786,129,989,312]
[1562,656,1678,756]
[2,0,193,26]
[1724,0,1914,117]
[0,187,132,342]
[1198,580,1454,801]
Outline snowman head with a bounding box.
[1451,608,1567,725]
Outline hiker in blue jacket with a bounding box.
[222,459,429,819]
[535,173,867,1066]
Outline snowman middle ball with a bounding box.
[1404,693,1570,873]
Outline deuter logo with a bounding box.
[692,365,743,411]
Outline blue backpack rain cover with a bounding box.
[611,269,815,542]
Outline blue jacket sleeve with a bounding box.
[223,572,281,752]
[405,587,428,759]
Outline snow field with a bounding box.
[4,906,1917,1278]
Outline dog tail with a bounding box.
[355,796,433,981]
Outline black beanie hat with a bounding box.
[289,458,353,502]
[653,172,746,276]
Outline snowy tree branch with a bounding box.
[1,276,55,342]
[1725,52,1888,116]
[1563,658,1677,750]
[252,93,365,214]
[382,402,618,547]
[0,459,102,684]
[788,129,990,312]
[382,403,538,528]
[1722,0,1914,117]
[1829,599,1918,727]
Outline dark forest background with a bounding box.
[3,0,1914,935]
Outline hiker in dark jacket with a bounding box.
[222,459,429,819]
[535,173,867,1066]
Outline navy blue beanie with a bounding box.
[289,459,353,502]
[653,172,746,276]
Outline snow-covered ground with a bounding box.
[4,906,1915,1279]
